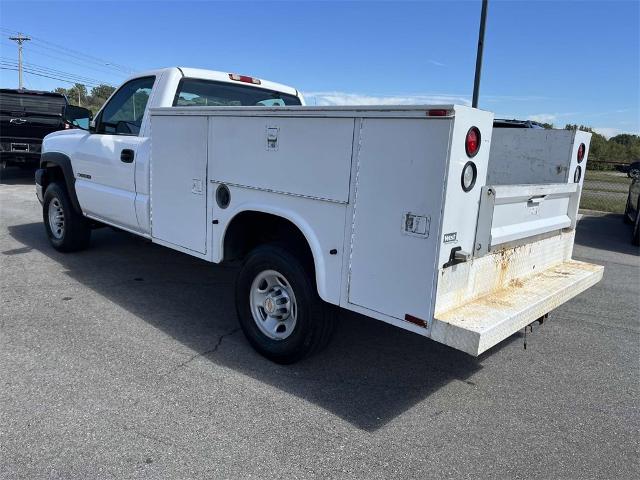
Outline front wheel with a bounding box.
[43,182,91,252]
[623,194,633,225]
[235,244,335,364]
[633,199,640,246]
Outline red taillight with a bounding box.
[465,127,481,157]
[427,109,449,117]
[577,143,585,163]
[228,73,261,85]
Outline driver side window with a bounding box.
[98,76,155,135]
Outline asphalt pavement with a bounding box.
[1,167,638,479]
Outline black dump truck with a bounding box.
[0,88,69,169]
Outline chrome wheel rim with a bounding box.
[249,269,297,340]
[48,197,65,239]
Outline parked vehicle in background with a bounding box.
[35,67,603,364]
[493,118,545,129]
[623,176,640,245]
[0,89,90,169]
[626,160,640,179]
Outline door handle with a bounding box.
[120,149,134,163]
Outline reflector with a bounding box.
[461,161,477,192]
[574,166,582,183]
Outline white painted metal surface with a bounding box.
[433,258,603,356]
[209,116,354,203]
[436,106,494,268]
[151,115,208,254]
[475,183,579,255]
[433,230,603,355]
[346,118,451,321]
[488,128,591,186]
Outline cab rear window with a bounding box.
[173,78,301,107]
[0,92,66,116]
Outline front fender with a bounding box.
[40,151,82,214]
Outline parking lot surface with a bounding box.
[1,168,639,479]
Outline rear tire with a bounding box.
[43,182,91,252]
[235,244,335,364]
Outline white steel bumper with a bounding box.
[432,231,603,356]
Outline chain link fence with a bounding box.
[580,161,633,213]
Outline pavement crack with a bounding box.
[166,327,240,375]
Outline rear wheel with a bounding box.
[235,244,335,364]
[43,182,91,252]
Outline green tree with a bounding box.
[565,124,640,166]
[53,83,116,115]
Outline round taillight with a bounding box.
[577,143,585,163]
[461,161,477,192]
[465,127,481,157]
[574,166,582,183]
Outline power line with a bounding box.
[0,61,104,87]
[0,41,128,79]
[1,27,135,74]
[0,57,109,85]
[0,66,101,88]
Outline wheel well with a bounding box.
[41,164,64,191]
[223,211,314,267]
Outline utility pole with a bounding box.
[9,33,31,89]
[472,0,488,108]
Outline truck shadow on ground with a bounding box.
[0,167,36,185]
[9,222,494,431]
[575,213,639,256]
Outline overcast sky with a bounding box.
[1,0,638,137]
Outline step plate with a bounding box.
[431,260,603,356]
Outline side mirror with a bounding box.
[64,105,93,131]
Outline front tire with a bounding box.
[235,244,335,364]
[43,182,91,252]
[623,195,633,225]
[632,198,640,246]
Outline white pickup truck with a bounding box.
[36,67,603,363]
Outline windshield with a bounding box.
[174,78,301,107]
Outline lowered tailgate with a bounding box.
[431,182,602,356]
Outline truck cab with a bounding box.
[38,67,304,232]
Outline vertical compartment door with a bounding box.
[151,115,208,254]
[347,118,451,321]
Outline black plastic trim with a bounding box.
[40,152,82,214]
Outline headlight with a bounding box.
[461,161,477,192]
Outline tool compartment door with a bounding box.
[150,115,208,254]
[346,118,451,321]
[475,183,579,255]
